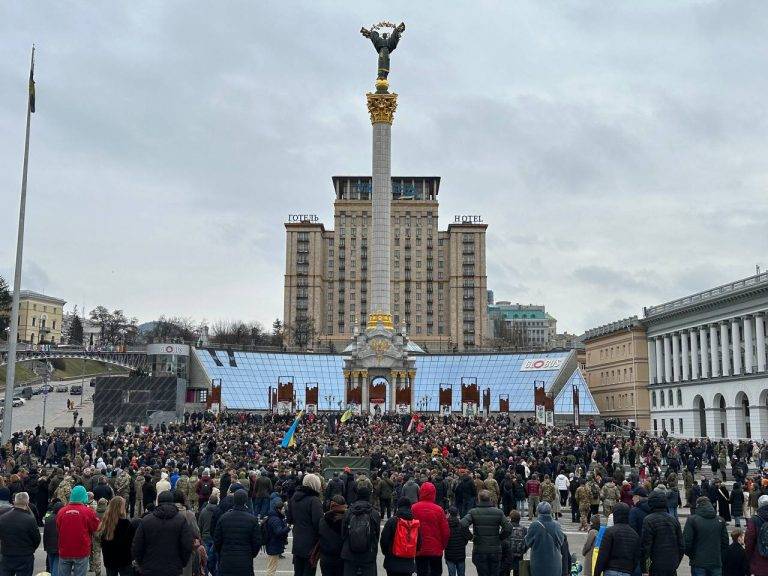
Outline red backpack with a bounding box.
[392,517,420,558]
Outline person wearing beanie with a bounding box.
[445,505,472,576]
[745,494,768,575]
[524,501,564,576]
[195,470,215,510]
[56,485,100,575]
[288,472,324,575]
[341,478,381,576]
[213,490,261,576]
[412,481,449,575]
[132,489,194,576]
[380,496,421,575]
[155,472,171,504]
[319,495,347,576]
[640,488,683,576]
[264,498,290,576]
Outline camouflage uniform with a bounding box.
[186,472,199,511]
[175,474,190,507]
[541,478,558,514]
[575,484,591,530]
[90,498,108,575]
[114,470,131,501]
[134,472,146,517]
[56,475,75,504]
[600,480,620,517]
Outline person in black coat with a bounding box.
[723,528,749,576]
[444,505,472,575]
[341,485,381,576]
[380,497,422,576]
[731,481,745,528]
[0,493,41,576]
[641,490,684,576]
[287,474,324,576]
[716,480,732,522]
[132,490,194,576]
[213,490,261,576]
[318,496,347,576]
[594,503,640,576]
[99,496,136,576]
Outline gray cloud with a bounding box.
[1,2,765,333]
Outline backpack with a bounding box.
[510,526,527,558]
[348,509,372,554]
[752,516,768,557]
[199,481,212,499]
[392,518,420,558]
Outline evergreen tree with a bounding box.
[0,276,10,340]
[69,314,84,345]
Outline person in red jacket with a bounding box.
[56,485,100,576]
[411,481,449,576]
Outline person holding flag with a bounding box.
[281,411,303,449]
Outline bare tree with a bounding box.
[492,318,531,351]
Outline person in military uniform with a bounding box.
[134,468,146,517]
[114,468,131,502]
[587,476,601,518]
[576,479,592,531]
[56,472,75,504]
[186,468,200,512]
[600,478,620,517]
[540,475,558,517]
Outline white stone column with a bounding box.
[681,330,690,381]
[672,333,681,382]
[699,326,709,379]
[721,321,731,377]
[732,318,742,376]
[664,335,673,383]
[690,329,699,380]
[655,338,664,385]
[648,340,657,384]
[757,313,767,372]
[710,324,720,377]
[744,315,754,374]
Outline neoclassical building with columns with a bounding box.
[643,271,768,440]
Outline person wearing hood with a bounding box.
[341,484,381,576]
[380,497,422,576]
[56,485,100,576]
[319,495,347,576]
[745,494,768,575]
[683,496,728,576]
[214,490,261,576]
[525,501,564,576]
[411,481,449,575]
[288,473,323,576]
[402,476,420,505]
[133,490,194,576]
[264,499,290,576]
[155,471,171,503]
[640,489,683,576]
[44,500,65,576]
[198,493,222,576]
[462,489,513,576]
[593,503,639,576]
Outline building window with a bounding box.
[660,392,665,407]
[679,419,683,434]
[652,391,657,407]
[32,317,36,326]
[671,419,675,433]
[677,389,682,406]
[653,419,658,433]
[668,390,673,406]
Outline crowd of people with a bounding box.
[0,411,767,576]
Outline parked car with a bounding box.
[40,384,54,394]
[70,385,82,395]
[21,387,33,400]
[55,384,69,392]
[12,397,25,407]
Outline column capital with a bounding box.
[366,92,398,125]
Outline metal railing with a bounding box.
[645,271,768,317]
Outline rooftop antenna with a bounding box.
[758,264,762,275]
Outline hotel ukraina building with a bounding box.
[644,271,768,440]
[283,176,489,351]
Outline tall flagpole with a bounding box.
[3,46,35,442]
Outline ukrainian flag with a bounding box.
[590,525,606,575]
[280,411,303,448]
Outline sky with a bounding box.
[1,1,767,335]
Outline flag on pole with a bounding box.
[280,411,303,448]
[29,46,35,114]
[340,408,353,423]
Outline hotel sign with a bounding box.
[454,215,483,223]
[288,214,319,223]
[521,358,564,372]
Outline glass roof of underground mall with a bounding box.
[194,350,599,414]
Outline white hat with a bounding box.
[759,495,768,508]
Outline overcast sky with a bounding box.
[2,1,766,334]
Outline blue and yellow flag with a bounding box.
[280,411,303,448]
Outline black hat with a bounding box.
[397,497,412,509]
[632,486,648,497]
[234,491,248,506]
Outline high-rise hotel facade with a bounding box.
[284,176,488,351]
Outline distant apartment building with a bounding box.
[583,316,650,429]
[487,302,557,347]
